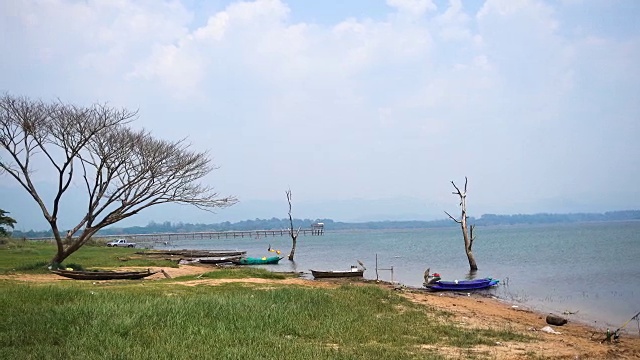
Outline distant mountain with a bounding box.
[12,210,639,238]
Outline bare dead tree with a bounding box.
[285,188,301,261]
[0,94,237,264]
[444,177,478,271]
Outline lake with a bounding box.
[153,221,640,330]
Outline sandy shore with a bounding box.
[4,265,640,359]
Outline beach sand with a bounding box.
[5,265,640,359]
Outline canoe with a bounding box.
[198,256,243,264]
[232,256,283,265]
[137,250,246,258]
[50,269,157,280]
[426,278,499,291]
[310,269,364,279]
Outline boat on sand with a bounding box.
[50,269,157,280]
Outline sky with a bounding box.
[1,0,639,230]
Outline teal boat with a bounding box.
[232,256,283,265]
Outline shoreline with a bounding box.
[3,265,640,359]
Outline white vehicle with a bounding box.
[106,238,136,248]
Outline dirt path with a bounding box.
[401,289,640,359]
[3,266,639,359]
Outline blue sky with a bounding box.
[1,0,639,230]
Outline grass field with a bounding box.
[0,239,529,359]
[0,239,176,273]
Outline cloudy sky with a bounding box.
[1,0,639,230]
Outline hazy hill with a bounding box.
[12,210,639,238]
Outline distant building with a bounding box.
[311,222,324,235]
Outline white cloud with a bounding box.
[386,0,437,16]
[1,0,639,225]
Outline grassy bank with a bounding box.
[0,239,175,273]
[0,280,528,359]
[0,240,529,359]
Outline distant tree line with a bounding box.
[474,210,640,226]
[11,210,640,238]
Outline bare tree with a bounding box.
[285,188,301,261]
[0,94,237,264]
[444,177,478,271]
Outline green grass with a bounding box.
[0,240,531,359]
[194,267,289,280]
[0,280,530,360]
[0,239,175,274]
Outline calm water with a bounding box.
[152,221,640,330]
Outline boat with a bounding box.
[136,250,247,258]
[231,256,283,265]
[198,256,243,264]
[426,277,499,291]
[310,267,364,279]
[50,269,157,280]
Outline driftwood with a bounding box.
[546,314,568,326]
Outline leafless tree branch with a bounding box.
[0,94,237,263]
[444,210,461,224]
[447,177,478,271]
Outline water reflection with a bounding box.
[465,269,478,280]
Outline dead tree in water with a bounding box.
[444,177,478,271]
[286,189,301,261]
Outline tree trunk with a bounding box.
[288,238,296,261]
[51,238,82,265]
[460,214,478,271]
[50,229,96,265]
[445,177,478,272]
[285,189,299,261]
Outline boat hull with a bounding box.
[198,256,243,264]
[137,250,247,258]
[51,269,157,280]
[426,278,499,291]
[311,269,364,279]
[232,256,283,265]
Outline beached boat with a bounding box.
[426,277,499,291]
[310,268,364,279]
[231,256,283,265]
[50,269,157,280]
[137,250,246,258]
[311,269,364,279]
[198,256,243,264]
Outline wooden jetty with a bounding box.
[29,226,324,242]
[127,228,323,242]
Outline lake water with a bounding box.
[152,221,640,331]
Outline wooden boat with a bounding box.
[50,269,157,280]
[136,250,246,258]
[426,277,499,291]
[198,256,243,264]
[310,268,364,279]
[231,256,283,265]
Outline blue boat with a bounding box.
[232,256,283,265]
[426,277,499,291]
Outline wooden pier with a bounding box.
[123,228,324,242]
[29,227,324,242]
